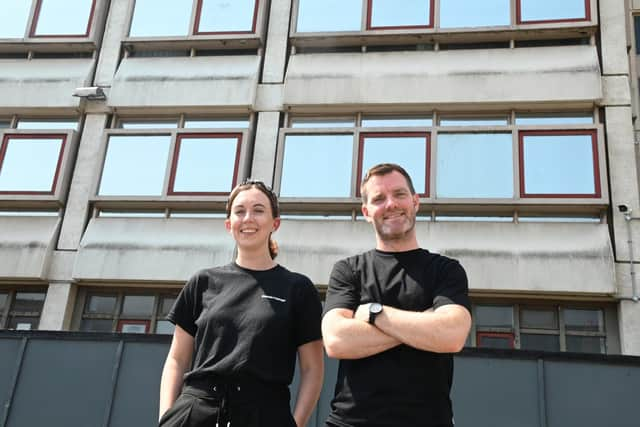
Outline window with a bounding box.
[0,290,47,330]
[0,0,96,39]
[294,0,593,35]
[78,291,177,334]
[280,134,353,198]
[519,130,600,198]
[169,134,242,195]
[368,0,433,30]
[129,0,260,37]
[96,117,249,199]
[473,303,608,354]
[359,133,429,196]
[439,0,510,28]
[279,112,602,203]
[517,0,590,24]
[436,133,513,198]
[0,134,66,194]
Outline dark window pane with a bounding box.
[156,320,175,335]
[172,135,239,193]
[160,297,176,316]
[564,308,603,332]
[478,335,513,349]
[370,0,431,28]
[519,0,587,22]
[8,316,39,330]
[440,0,509,28]
[80,319,114,332]
[361,134,428,194]
[521,133,597,196]
[0,137,64,193]
[85,295,117,315]
[121,296,154,317]
[280,134,353,197]
[33,0,93,36]
[566,336,605,354]
[636,16,640,55]
[11,293,46,313]
[520,308,558,329]
[475,305,513,328]
[520,334,560,352]
[198,0,256,33]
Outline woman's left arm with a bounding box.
[292,339,324,427]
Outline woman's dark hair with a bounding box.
[226,179,280,259]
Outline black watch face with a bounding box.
[370,302,383,314]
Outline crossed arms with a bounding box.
[322,303,472,360]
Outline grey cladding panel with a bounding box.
[451,356,541,427]
[0,339,22,418]
[545,360,640,427]
[6,339,118,427]
[109,342,169,427]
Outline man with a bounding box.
[322,163,472,427]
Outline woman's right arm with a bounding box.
[159,325,194,420]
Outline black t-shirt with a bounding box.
[323,249,471,427]
[168,262,322,386]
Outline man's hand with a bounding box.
[353,303,371,322]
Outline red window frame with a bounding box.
[117,319,150,334]
[357,132,430,198]
[477,332,515,349]
[366,0,434,30]
[168,133,242,196]
[29,0,97,38]
[518,129,600,199]
[0,134,67,195]
[193,0,260,35]
[516,0,590,25]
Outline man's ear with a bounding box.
[412,193,420,212]
[361,204,373,223]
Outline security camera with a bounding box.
[72,86,106,100]
[618,204,630,213]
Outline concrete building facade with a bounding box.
[0,0,639,356]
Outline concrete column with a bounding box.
[39,282,77,331]
[600,0,630,75]
[95,0,133,86]
[618,300,640,355]
[605,107,640,262]
[262,0,292,83]
[58,114,109,249]
[251,111,281,185]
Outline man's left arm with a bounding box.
[354,303,471,353]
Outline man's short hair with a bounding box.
[360,163,416,203]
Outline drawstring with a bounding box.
[215,386,231,427]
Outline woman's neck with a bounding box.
[235,250,276,271]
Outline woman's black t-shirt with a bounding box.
[168,262,322,386]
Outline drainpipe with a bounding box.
[621,207,639,302]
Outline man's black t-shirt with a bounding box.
[323,249,471,427]
[168,262,322,386]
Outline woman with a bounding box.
[159,180,324,427]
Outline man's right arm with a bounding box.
[322,307,400,359]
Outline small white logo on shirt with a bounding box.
[261,294,286,303]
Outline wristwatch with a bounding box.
[368,302,383,325]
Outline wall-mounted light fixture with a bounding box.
[72,86,106,101]
[619,203,639,302]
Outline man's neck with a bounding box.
[375,237,420,252]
